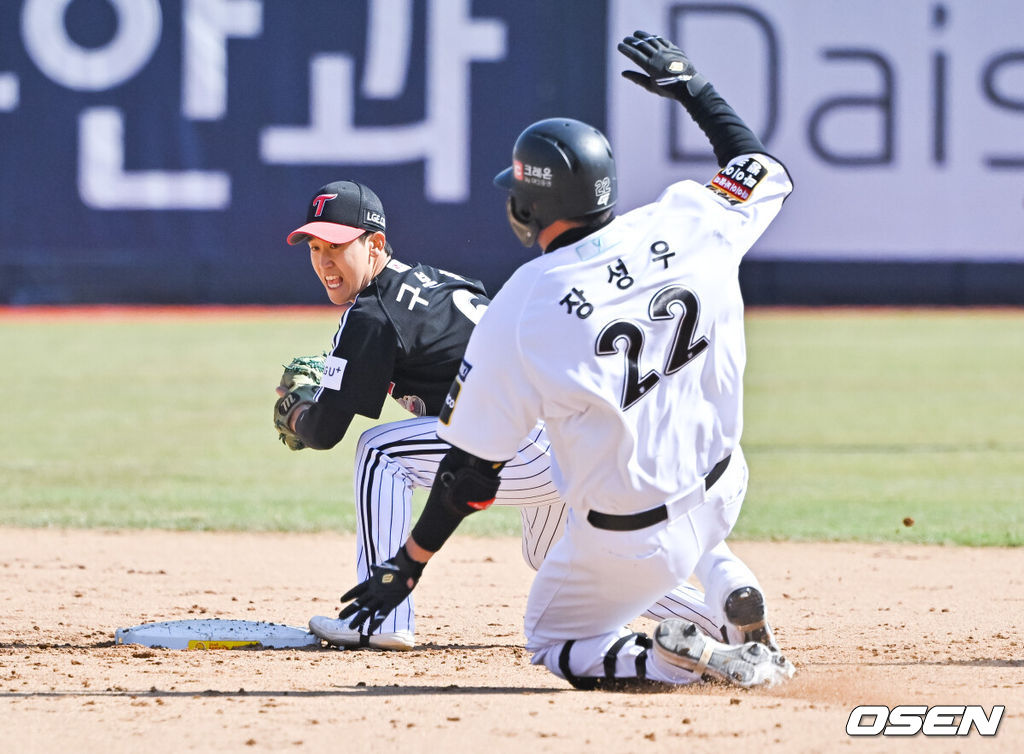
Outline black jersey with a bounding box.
[295,258,489,449]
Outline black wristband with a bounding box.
[392,544,426,580]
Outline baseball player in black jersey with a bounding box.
[274,180,565,649]
[333,32,797,688]
[276,178,757,652]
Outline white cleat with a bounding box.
[308,616,414,651]
[654,619,795,688]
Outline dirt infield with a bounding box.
[2,529,1021,753]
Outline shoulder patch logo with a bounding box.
[706,157,767,205]
[440,359,472,426]
[321,355,347,390]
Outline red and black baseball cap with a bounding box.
[286,180,387,245]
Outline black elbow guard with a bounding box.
[410,447,505,552]
[437,447,505,515]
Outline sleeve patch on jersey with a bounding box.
[440,360,474,425]
[321,355,348,390]
[438,379,461,426]
[706,157,767,205]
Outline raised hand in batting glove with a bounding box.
[273,354,326,450]
[338,545,426,634]
[618,30,708,101]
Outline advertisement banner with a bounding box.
[609,0,1024,261]
[0,0,607,303]
[0,1,1020,304]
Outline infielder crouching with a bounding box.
[334,31,796,689]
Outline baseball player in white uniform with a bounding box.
[276,177,740,652]
[333,31,797,688]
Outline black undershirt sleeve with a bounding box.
[293,404,354,450]
[680,82,767,167]
[410,447,505,553]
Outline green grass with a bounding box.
[740,309,1024,544]
[1,308,1021,544]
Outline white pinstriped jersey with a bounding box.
[438,153,793,517]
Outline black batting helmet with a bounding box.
[494,118,617,247]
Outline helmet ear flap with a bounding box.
[509,195,532,222]
[505,197,539,247]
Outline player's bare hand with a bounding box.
[338,545,426,634]
[618,30,707,100]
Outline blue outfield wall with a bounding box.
[1,1,1022,306]
[739,260,1024,306]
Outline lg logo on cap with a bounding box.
[364,210,386,228]
[312,193,338,217]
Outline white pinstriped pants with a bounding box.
[350,416,753,639]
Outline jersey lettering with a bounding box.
[595,285,709,409]
[595,321,660,410]
[397,283,430,310]
[413,270,441,288]
[649,240,675,268]
[559,288,594,319]
[452,289,488,324]
[648,285,709,373]
[606,258,634,289]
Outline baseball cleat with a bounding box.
[724,586,780,651]
[653,619,795,688]
[308,616,414,650]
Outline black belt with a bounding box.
[586,454,732,532]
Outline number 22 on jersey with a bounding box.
[595,285,709,410]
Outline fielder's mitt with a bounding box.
[274,353,326,450]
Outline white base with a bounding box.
[115,619,319,650]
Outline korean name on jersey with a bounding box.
[439,154,793,517]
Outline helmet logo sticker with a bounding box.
[513,160,524,180]
[522,163,553,187]
[595,176,612,205]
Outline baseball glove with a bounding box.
[274,353,326,450]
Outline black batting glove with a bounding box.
[338,545,426,634]
[618,30,708,102]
